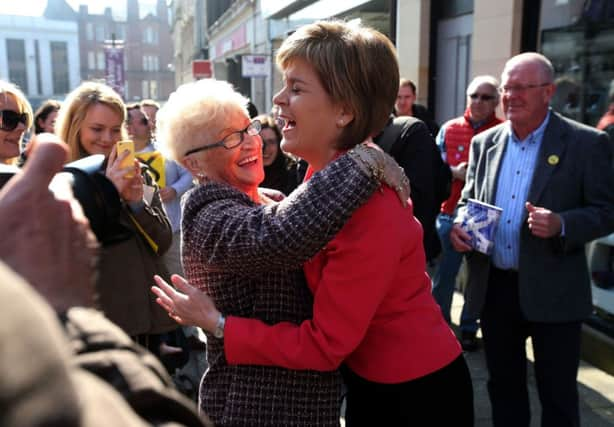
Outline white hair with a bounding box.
[503,52,554,83]
[156,78,249,161]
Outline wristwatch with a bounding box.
[213,314,226,339]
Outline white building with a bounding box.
[0,15,80,108]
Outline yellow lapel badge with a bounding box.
[547,154,559,166]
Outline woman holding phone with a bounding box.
[56,81,175,348]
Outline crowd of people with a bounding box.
[1,17,613,427]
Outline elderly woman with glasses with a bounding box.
[154,20,473,427]
[150,77,407,426]
[0,80,32,165]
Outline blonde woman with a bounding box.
[0,80,32,164]
[56,82,175,347]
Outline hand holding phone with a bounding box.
[116,140,135,178]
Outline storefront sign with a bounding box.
[241,55,270,78]
[192,60,213,79]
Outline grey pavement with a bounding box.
[451,292,614,426]
[339,291,614,426]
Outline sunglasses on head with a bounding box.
[0,109,28,131]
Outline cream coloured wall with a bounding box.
[472,0,524,80]
[395,0,431,104]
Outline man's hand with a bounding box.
[451,161,468,181]
[159,186,177,203]
[526,202,562,238]
[0,134,98,312]
[450,224,473,252]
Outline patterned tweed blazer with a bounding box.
[181,154,378,426]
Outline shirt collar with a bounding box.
[508,109,551,144]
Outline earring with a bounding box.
[196,171,206,182]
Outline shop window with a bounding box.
[6,39,27,94]
[540,0,614,126]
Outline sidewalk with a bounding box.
[450,292,614,426]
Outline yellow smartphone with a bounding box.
[116,140,135,178]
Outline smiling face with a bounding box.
[273,57,349,171]
[501,59,554,138]
[79,103,124,157]
[0,93,26,162]
[187,109,264,199]
[260,127,280,166]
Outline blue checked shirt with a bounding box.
[492,112,551,270]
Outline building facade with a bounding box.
[76,0,174,102]
[0,14,80,109]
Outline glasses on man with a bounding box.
[498,82,551,95]
[469,93,496,101]
[0,110,28,132]
[185,119,262,156]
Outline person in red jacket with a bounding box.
[432,75,503,351]
[152,20,473,426]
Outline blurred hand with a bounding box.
[151,274,220,333]
[450,224,473,252]
[526,202,562,238]
[0,134,98,312]
[105,144,144,203]
[451,162,468,181]
[159,186,177,203]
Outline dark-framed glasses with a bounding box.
[0,109,28,131]
[498,82,551,94]
[185,119,262,156]
[469,93,496,101]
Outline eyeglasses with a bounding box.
[498,82,551,94]
[469,93,496,101]
[185,119,262,156]
[0,109,28,131]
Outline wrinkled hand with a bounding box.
[105,144,144,202]
[0,134,98,312]
[450,224,473,252]
[151,274,220,333]
[349,142,410,206]
[451,162,468,181]
[526,202,562,238]
[159,186,177,203]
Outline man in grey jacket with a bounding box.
[450,52,614,427]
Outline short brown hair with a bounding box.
[399,78,416,94]
[276,20,399,150]
[56,81,127,162]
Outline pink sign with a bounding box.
[214,24,247,59]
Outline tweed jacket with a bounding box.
[458,112,614,322]
[182,154,379,426]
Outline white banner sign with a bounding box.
[241,55,270,78]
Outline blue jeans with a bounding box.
[432,213,478,333]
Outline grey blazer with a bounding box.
[458,111,614,322]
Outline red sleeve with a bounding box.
[224,190,404,370]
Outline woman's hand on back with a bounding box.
[105,144,144,203]
[151,274,221,332]
[349,142,410,206]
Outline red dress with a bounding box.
[225,181,461,384]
